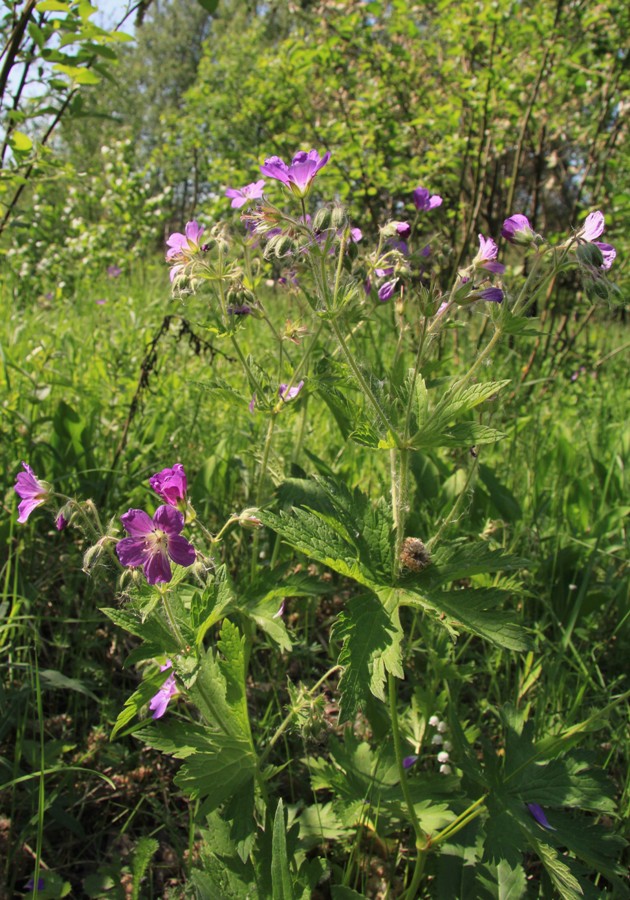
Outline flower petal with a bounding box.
[153,504,185,536]
[144,547,172,584]
[167,533,196,568]
[116,536,148,567]
[120,508,154,537]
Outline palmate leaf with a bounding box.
[100,607,181,655]
[217,620,251,739]
[533,840,584,900]
[331,593,403,721]
[410,380,510,449]
[174,733,256,809]
[259,507,377,588]
[394,585,530,652]
[476,860,528,900]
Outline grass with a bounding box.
[1,266,628,897]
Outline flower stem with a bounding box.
[328,315,399,442]
[388,673,428,897]
[251,414,276,579]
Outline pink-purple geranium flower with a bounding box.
[116,506,196,585]
[278,380,304,401]
[477,287,504,303]
[107,264,122,278]
[594,242,616,270]
[14,462,49,524]
[149,660,178,719]
[473,234,505,273]
[149,464,187,507]
[578,211,604,243]
[413,187,443,211]
[165,220,205,282]
[225,179,266,209]
[260,150,331,197]
[576,211,615,269]
[501,214,536,245]
[378,279,398,302]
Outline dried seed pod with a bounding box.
[400,537,431,572]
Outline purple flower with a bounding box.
[116,506,195,585]
[149,464,187,507]
[25,877,45,891]
[403,755,419,769]
[15,462,49,524]
[375,267,394,277]
[149,660,178,719]
[55,512,67,531]
[225,179,266,209]
[378,279,398,302]
[594,242,616,270]
[501,214,536,245]
[107,265,122,278]
[477,287,504,303]
[166,221,205,282]
[413,187,443,211]
[526,803,556,831]
[278,380,304,401]
[96,299,107,305]
[249,393,256,413]
[350,227,362,243]
[578,210,605,243]
[260,150,331,197]
[227,304,252,316]
[474,234,505,273]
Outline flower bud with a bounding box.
[313,207,333,232]
[264,233,294,259]
[238,508,262,528]
[330,205,348,230]
[576,243,604,268]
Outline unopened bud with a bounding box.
[577,243,604,268]
[330,205,348,230]
[238,508,262,528]
[313,207,333,232]
[264,234,294,259]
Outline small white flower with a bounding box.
[431,734,443,745]
[443,740,452,752]
[439,763,452,775]
[437,751,450,764]
[429,715,440,728]
[437,720,448,733]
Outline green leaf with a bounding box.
[197,0,219,11]
[111,667,169,739]
[100,607,181,655]
[36,0,70,10]
[131,837,159,900]
[217,620,251,738]
[39,668,99,701]
[533,840,584,900]
[271,800,294,900]
[174,733,256,810]
[9,131,33,152]
[397,586,530,651]
[332,592,403,721]
[52,63,101,84]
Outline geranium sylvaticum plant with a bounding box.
[15,151,624,897]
